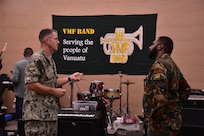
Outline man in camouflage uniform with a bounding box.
[23,29,83,136]
[143,36,191,136]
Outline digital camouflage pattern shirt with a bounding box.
[23,50,58,121]
[143,53,191,131]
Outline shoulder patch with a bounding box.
[153,73,161,80]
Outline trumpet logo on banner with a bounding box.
[100,26,143,63]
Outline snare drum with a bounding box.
[89,80,104,96]
[103,89,120,99]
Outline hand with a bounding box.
[70,72,83,81]
[0,42,7,57]
[52,88,66,98]
[1,42,7,53]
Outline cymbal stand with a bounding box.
[119,71,122,115]
[113,71,127,116]
[125,82,130,115]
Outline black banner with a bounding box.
[52,14,157,75]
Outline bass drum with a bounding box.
[103,89,120,99]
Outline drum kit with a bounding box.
[68,71,135,129]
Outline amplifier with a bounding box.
[181,107,204,127]
[179,107,204,136]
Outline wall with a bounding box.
[0,0,204,115]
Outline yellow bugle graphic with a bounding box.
[100,26,143,63]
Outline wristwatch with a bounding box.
[68,76,72,82]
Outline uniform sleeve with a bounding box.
[178,73,191,106]
[144,62,169,122]
[25,56,42,84]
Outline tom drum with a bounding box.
[103,89,120,99]
[89,80,104,96]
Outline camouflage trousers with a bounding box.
[24,120,57,136]
[145,121,180,136]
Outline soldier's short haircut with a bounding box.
[158,36,174,54]
[38,28,57,43]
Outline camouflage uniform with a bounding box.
[143,53,191,136]
[23,50,58,136]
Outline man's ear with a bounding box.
[157,44,164,50]
[44,38,49,44]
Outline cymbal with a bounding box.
[122,80,135,85]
